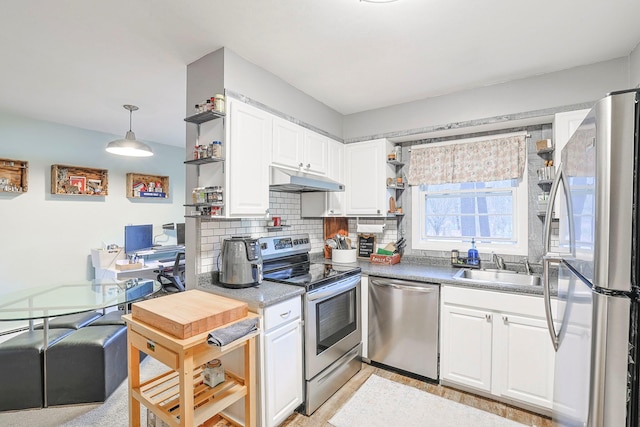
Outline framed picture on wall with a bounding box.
[69,176,86,192]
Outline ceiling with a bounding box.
[2,0,640,148]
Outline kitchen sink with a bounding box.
[453,268,541,287]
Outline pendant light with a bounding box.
[105,104,153,157]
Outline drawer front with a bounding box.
[264,297,301,331]
[129,328,178,370]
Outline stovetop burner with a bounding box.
[259,233,361,291]
[263,261,361,291]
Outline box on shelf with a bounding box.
[370,253,401,265]
[535,139,553,151]
[91,247,125,269]
[115,261,143,271]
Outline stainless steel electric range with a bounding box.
[259,233,362,415]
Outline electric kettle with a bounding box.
[219,236,263,288]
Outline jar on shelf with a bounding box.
[211,140,222,158]
[203,359,225,387]
[214,94,225,113]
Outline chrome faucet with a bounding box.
[522,257,532,275]
[492,252,506,270]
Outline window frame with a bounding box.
[410,139,529,256]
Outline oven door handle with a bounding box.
[307,276,360,302]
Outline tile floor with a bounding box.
[280,363,552,427]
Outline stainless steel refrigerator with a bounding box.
[542,88,640,426]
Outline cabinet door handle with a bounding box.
[329,209,334,214]
[503,315,509,323]
[299,162,304,168]
[306,163,311,169]
[485,314,492,322]
[280,310,292,319]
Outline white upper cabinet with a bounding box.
[272,117,303,170]
[272,116,328,175]
[225,98,272,217]
[301,138,345,217]
[302,131,328,175]
[344,138,393,216]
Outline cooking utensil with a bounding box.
[325,238,337,249]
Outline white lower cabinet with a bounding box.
[441,286,555,413]
[262,297,303,427]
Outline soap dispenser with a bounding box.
[467,238,479,266]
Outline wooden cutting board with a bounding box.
[131,289,248,339]
[324,217,349,259]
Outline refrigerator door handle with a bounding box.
[543,254,562,351]
[542,163,575,352]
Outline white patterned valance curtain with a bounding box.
[407,134,527,185]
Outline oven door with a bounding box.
[304,274,361,379]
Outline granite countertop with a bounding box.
[197,258,552,308]
[198,279,305,311]
[320,259,551,297]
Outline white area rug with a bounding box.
[329,374,527,427]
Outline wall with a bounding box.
[196,191,323,276]
[223,49,343,139]
[630,42,640,88]
[0,112,186,295]
[343,58,629,141]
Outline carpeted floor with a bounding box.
[0,356,169,427]
[328,374,527,427]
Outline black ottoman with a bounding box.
[0,328,75,411]
[35,311,103,330]
[87,311,147,361]
[46,325,127,405]
[87,310,124,326]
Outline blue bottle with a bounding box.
[467,238,479,266]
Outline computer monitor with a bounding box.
[124,224,153,254]
[176,223,185,245]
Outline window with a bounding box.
[410,136,528,256]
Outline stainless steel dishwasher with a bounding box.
[368,276,439,380]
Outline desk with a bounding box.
[0,278,160,406]
[95,259,186,281]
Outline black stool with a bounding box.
[45,325,127,405]
[87,310,125,326]
[35,311,103,330]
[0,328,74,411]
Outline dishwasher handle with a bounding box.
[370,278,437,293]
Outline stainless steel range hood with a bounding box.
[270,166,345,193]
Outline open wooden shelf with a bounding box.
[51,164,108,196]
[134,369,246,426]
[126,173,169,199]
[0,158,28,193]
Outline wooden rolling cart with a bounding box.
[123,312,259,427]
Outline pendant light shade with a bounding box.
[106,105,153,157]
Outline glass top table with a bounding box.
[0,278,160,408]
[0,278,160,321]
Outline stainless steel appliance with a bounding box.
[269,165,345,193]
[219,236,263,288]
[542,88,640,426]
[368,277,439,380]
[260,234,362,415]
